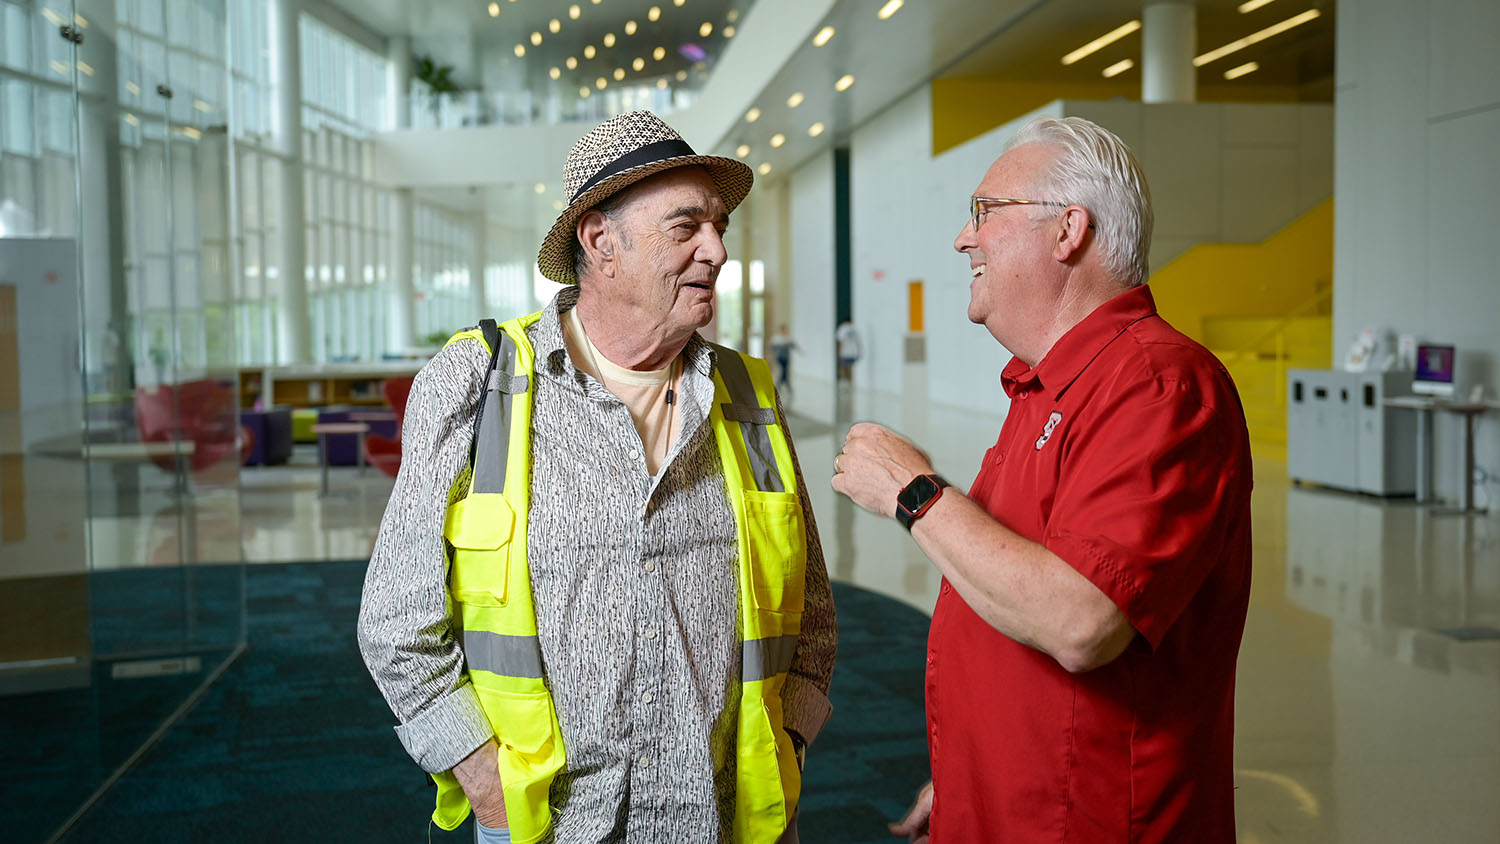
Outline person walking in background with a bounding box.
[770,323,801,392]
[359,111,836,844]
[835,319,861,383]
[832,116,1252,843]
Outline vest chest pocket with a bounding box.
[740,489,807,614]
[445,493,516,606]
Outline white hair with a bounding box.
[1006,116,1154,287]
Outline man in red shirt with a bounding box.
[832,116,1252,843]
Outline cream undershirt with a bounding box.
[563,305,682,476]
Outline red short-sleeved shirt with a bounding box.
[926,285,1253,843]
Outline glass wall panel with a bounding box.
[0,0,245,838]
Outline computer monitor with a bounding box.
[1413,343,1455,396]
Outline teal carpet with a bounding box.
[14,561,931,843]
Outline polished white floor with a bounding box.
[25,379,1500,842]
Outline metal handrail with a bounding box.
[1217,284,1332,362]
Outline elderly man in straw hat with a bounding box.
[359,111,836,844]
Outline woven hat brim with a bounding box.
[537,155,754,283]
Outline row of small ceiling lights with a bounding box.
[486,0,735,97]
[1062,0,1322,82]
[737,0,904,177]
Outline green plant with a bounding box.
[414,55,459,93]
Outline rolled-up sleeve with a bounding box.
[775,395,837,746]
[357,338,496,773]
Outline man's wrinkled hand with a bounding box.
[454,739,509,829]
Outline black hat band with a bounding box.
[572,138,698,202]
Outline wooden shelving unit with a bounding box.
[238,363,423,409]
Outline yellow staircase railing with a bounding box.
[1209,286,1333,460]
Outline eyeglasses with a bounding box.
[969,196,1092,232]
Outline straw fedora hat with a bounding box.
[536,110,754,283]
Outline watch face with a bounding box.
[899,474,941,512]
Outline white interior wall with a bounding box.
[848,86,1031,422]
[1334,0,1500,505]
[839,91,1332,424]
[788,151,837,422]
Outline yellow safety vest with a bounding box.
[428,312,808,844]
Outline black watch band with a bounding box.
[896,474,950,531]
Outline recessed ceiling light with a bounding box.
[1061,20,1141,65]
[632,57,645,71]
[603,32,616,47]
[569,4,581,18]
[673,0,685,6]
[596,77,607,89]
[699,22,713,37]
[877,0,903,19]
[625,20,637,35]
[769,133,786,148]
[653,46,666,60]
[613,67,625,80]
[808,122,825,137]
[727,9,738,22]
[787,92,804,108]
[648,5,661,21]
[758,162,772,175]
[736,144,750,158]
[1194,9,1321,66]
[534,183,546,194]
[745,107,761,122]
[584,45,596,58]
[834,74,854,91]
[1223,60,1260,79]
[723,25,735,38]
[514,44,526,57]
[813,26,834,47]
[549,66,561,79]
[551,18,563,33]
[656,78,668,88]
[566,56,578,69]
[487,2,499,17]
[580,86,591,97]
[1237,0,1275,11]
[553,200,565,211]
[675,69,688,81]
[1102,58,1134,78]
[530,31,542,46]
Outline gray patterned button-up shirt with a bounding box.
[358,288,836,843]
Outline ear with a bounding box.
[576,211,618,277]
[1052,206,1092,263]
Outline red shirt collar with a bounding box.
[1000,284,1159,401]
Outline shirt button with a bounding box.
[645,627,658,640]
[644,560,656,572]
[628,448,641,461]
[638,755,652,768]
[642,691,655,704]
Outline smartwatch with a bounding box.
[896,474,950,531]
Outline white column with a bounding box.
[471,214,488,317]
[270,0,310,362]
[1143,2,1196,104]
[387,36,410,130]
[387,188,415,352]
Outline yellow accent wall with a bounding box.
[931,79,1314,156]
[1148,199,1334,345]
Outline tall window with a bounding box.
[298,14,392,362]
[412,202,474,344]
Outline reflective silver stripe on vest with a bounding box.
[742,634,799,682]
[464,629,545,678]
[473,331,523,495]
[711,345,785,493]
